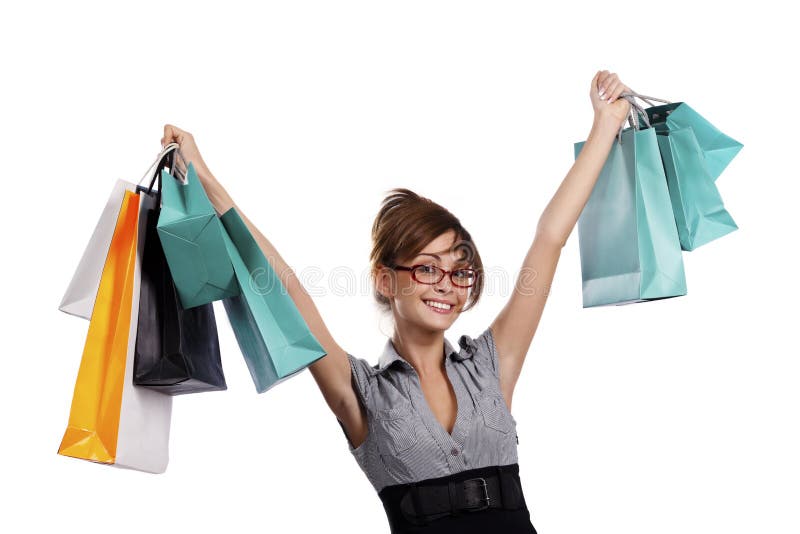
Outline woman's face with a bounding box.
[379,230,472,334]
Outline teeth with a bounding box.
[424,300,452,310]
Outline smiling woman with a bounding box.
[158,69,631,533]
[333,188,540,532]
[369,188,485,317]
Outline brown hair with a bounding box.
[369,188,484,313]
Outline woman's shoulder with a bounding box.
[345,352,377,405]
[345,351,378,376]
[454,326,495,356]
[452,326,499,376]
[344,325,499,393]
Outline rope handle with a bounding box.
[610,90,675,143]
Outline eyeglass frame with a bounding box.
[388,263,478,288]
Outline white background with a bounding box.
[2,1,797,533]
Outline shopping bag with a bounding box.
[574,109,687,307]
[59,143,181,319]
[58,190,173,473]
[58,190,140,464]
[134,184,227,395]
[220,208,326,393]
[635,96,743,181]
[59,180,136,319]
[157,162,239,309]
[115,190,172,473]
[656,127,738,250]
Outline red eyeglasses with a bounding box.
[389,264,477,288]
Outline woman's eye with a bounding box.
[420,265,437,273]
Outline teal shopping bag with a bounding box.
[637,99,742,181]
[656,127,738,251]
[220,208,326,393]
[157,162,239,309]
[574,123,687,307]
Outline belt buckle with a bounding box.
[462,477,490,511]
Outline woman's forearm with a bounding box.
[204,176,236,215]
[161,126,352,404]
[202,175,320,324]
[536,114,620,246]
[201,175,344,373]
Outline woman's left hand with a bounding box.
[590,70,632,129]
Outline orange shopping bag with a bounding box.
[58,190,140,463]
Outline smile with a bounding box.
[423,300,454,314]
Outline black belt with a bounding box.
[380,464,526,527]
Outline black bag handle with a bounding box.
[136,143,183,202]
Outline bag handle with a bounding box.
[138,143,177,188]
[626,92,672,107]
[611,91,653,143]
[625,95,652,130]
[608,90,675,144]
[136,143,189,201]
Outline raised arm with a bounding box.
[161,126,367,448]
[490,71,632,408]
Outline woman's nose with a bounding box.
[434,275,452,293]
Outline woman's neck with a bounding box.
[391,324,447,378]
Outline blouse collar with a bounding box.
[376,334,476,373]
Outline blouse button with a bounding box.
[451,447,459,456]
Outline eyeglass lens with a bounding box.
[413,265,475,287]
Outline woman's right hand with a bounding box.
[161,124,215,186]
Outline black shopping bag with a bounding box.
[133,174,227,395]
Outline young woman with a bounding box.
[161,69,632,533]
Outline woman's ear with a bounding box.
[375,265,395,300]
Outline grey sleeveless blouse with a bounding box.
[339,327,520,493]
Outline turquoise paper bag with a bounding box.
[219,208,326,393]
[639,99,742,181]
[157,162,239,309]
[574,124,687,307]
[656,127,738,251]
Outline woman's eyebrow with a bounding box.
[415,252,471,268]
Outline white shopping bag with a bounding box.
[59,179,137,319]
[59,142,181,320]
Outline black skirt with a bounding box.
[377,463,537,533]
